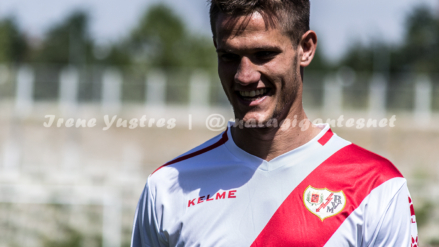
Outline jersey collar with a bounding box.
[224,122,332,171]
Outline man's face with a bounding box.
[215,12,301,125]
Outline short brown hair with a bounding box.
[209,0,310,45]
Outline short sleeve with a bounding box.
[131,178,168,247]
[371,183,418,247]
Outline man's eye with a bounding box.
[255,51,276,59]
[220,54,240,62]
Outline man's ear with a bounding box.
[299,30,317,67]
[213,37,217,49]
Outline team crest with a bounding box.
[303,185,346,221]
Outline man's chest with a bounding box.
[159,173,358,247]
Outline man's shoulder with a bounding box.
[313,135,406,215]
[328,135,403,181]
[150,130,229,179]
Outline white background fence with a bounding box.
[1,64,437,121]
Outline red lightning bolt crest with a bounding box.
[316,193,333,212]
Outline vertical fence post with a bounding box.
[323,74,342,116]
[189,70,210,112]
[0,64,9,85]
[414,74,432,127]
[59,67,79,116]
[15,65,34,118]
[101,68,122,114]
[3,140,20,174]
[145,70,166,112]
[369,73,387,119]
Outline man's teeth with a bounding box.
[239,89,267,97]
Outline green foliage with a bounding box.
[337,5,439,75]
[100,45,132,65]
[430,238,439,246]
[176,35,217,72]
[29,10,132,66]
[32,10,94,65]
[338,42,374,72]
[43,226,82,247]
[415,201,433,228]
[4,2,438,75]
[128,4,186,68]
[131,4,185,46]
[307,47,333,72]
[0,17,28,63]
[393,6,439,73]
[127,4,217,71]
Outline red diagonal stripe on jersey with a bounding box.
[318,128,334,146]
[251,144,403,247]
[151,130,228,175]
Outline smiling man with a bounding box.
[131,1,418,246]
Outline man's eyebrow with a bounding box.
[216,46,282,53]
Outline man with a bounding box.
[131,0,418,246]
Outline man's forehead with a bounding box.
[215,11,279,39]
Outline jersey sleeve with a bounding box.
[371,183,418,247]
[131,177,168,247]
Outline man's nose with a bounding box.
[234,57,260,86]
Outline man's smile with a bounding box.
[237,88,270,100]
[234,87,273,106]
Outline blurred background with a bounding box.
[0,0,438,246]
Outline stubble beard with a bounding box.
[268,56,299,125]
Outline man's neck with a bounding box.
[231,109,322,161]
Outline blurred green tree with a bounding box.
[129,4,185,67]
[0,17,28,64]
[337,5,439,74]
[307,47,333,72]
[127,4,216,71]
[96,45,132,65]
[32,11,93,65]
[392,6,439,73]
[337,42,374,72]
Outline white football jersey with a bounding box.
[131,123,418,247]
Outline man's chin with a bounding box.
[233,115,281,129]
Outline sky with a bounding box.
[1,0,438,62]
